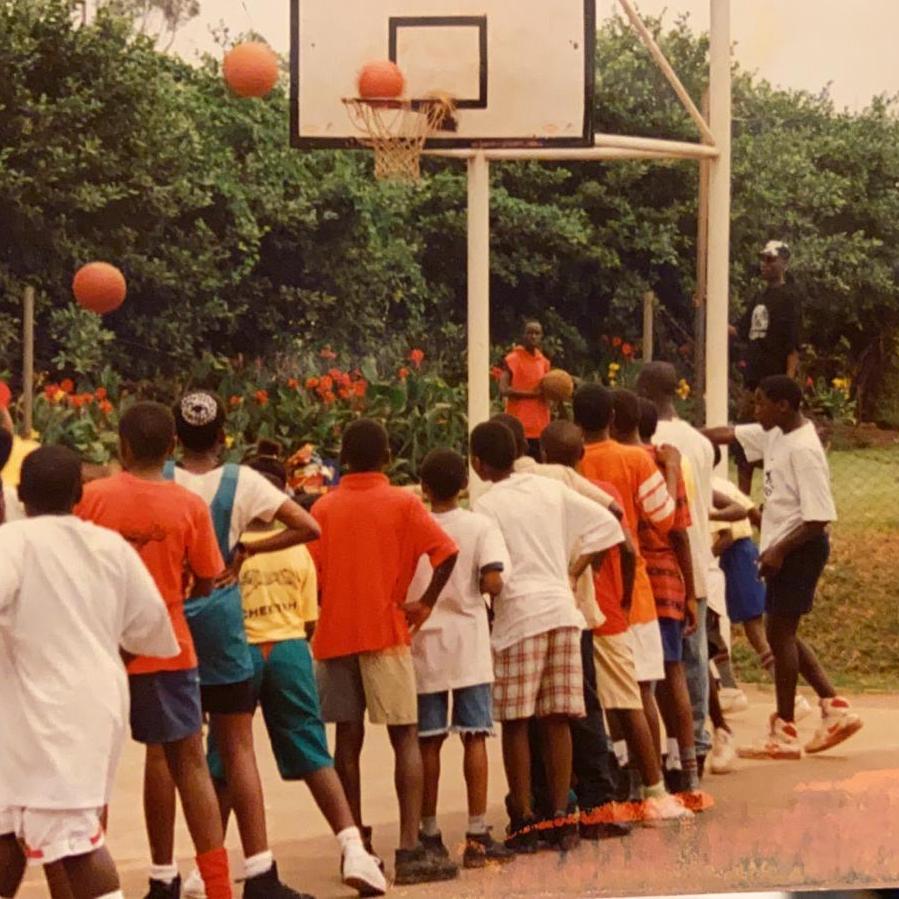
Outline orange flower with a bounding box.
[287,378,299,390]
[43,383,59,399]
[621,342,634,358]
[99,399,113,415]
[338,386,352,400]
[611,336,622,348]
[229,395,243,408]
[95,386,108,400]
[319,346,337,360]
[318,375,333,391]
[254,389,269,406]
[806,376,814,388]
[398,367,410,380]
[409,348,425,368]
[305,377,319,390]
[69,394,86,409]
[353,379,368,397]
[60,378,75,394]
[322,390,336,404]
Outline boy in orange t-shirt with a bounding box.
[310,419,460,885]
[573,384,693,824]
[499,320,551,459]
[76,402,233,899]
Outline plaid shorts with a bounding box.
[493,627,586,721]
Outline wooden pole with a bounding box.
[22,286,35,438]
[643,291,655,362]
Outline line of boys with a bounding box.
[0,367,863,899]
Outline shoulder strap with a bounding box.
[162,460,176,481]
[209,463,240,559]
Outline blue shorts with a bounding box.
[207,640,333,782]
[720,538,766,623]
[657,617,684,663]
[129,668,203,745]
[417,683,494,738]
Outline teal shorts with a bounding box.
[207,639,333,781]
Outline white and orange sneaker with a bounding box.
[640,793,695,827]
[805,697,863,754]
[737,714,802,761]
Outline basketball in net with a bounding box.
[541,369,574,402]
[223,42,279,98]
[344,62,456,182]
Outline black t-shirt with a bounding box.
[739,282,802,388]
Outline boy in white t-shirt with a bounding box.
[408,449,516,869]
[470,422,625,854]
[706,375,863,760]
[0,447,178,899]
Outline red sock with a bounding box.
[197,847,233,899]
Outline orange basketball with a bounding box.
[223,42,280,98]
[72,262,127,315]
[358,60,405,99]
[541,369,574,402]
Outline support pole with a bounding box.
[22,286,35,438]
[694,91,711,423]
[642,291,655,362]
[467,152,491,498]
[705,0,732,432]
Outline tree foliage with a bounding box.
[2,2,899,416]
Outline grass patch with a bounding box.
[730,445,899,693]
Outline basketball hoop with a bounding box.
[342,95,457,182]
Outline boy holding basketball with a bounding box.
[498,321,551,460]
[76,402,235,899]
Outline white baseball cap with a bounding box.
[760,240,791,259]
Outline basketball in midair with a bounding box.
[223,42,280,98]
[358,60,405,99]
[72,262,127,315]
[541,369,574,402]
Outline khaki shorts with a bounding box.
[592,632,643,711]
[316,646,418,726]
[1,807,105,866]
[630,618,665,683]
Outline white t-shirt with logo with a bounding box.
[474,473,624,652]
[653,418,715,596]
[735,422,836,552]
[0,516,177,810]
[172,466,287,553]
[408,508,510,693]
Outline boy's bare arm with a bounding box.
[479,569,503,597]
[702,426,737,446]
[759,521,828,578]
[712,530,734,557]
[188,576,215,599]
[405,553,459,633]
[619,541,636,610]
[710,489,750,522]
[499,368,540,400]
[229,500,321,577]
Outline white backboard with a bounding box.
[291,0,596,148]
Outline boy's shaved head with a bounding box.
[340,418,389,472]
[18,446,83,515]
[490,413,527,459]
[540,420,584,469]
[611,389,641,436]
[636,362,678,403]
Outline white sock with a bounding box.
[336,826,364,854]
[244,850,274,879]
[150,863,179,885]
[666,738,682,769]
[613,739,629,767]
[467,815,487,835]
[421,816,440,837]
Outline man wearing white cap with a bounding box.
[730,240,802,493]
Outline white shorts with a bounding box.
[0,807,105,866]
[630,619,665,683]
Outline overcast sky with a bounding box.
[170,0,899,111]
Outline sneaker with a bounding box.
[419,830,450,859]
[341,842,387,897]
[640,793,695,827]
[663,766,686,794]
[360,826,385,873]
[710,727,737,774]
[463,829,516,868]
[145,877,181,899]
[795,695,814,722]
[737,715,802,761]
[183,869,206,899]
[504,816,539,854]
[805,697,863,754]
[243,862,314,899]
[676,790,715,813]
[394,845,459,885]
[718,687,749,713]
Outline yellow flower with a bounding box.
[676,379,691,400]
[609,362,621,372]
[225,435,235,449]
[52,388,66,403]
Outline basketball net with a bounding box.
[343,96,456,182]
